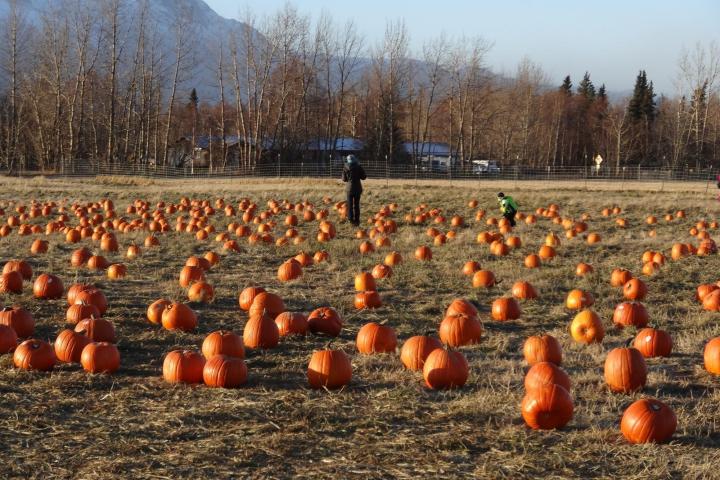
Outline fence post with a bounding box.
[385,155,389,187]
[277,154,280,178]
[301,162,304,178]
[621,166,626,190]
[584,166,588,190]
[414,164,418,186]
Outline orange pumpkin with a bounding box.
[356,322,397,354]
[523,335,562,366]
[570,309,604,344]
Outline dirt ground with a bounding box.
[1,176,720,479]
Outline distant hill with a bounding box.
[0,0,259,102]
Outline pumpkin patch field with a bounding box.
[3,176,720,478]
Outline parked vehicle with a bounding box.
[472,160,501,175]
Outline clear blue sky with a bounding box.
[205,0,719,95]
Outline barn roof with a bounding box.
[307,137,365,152]
[401,142,454,156]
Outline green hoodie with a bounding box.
[499,196,518,214]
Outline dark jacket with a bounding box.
[342,163,367,194]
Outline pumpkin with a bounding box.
[278,259,303,282]
[80,342,120,373]
[575,262,593,276]
[610,268,633,287]
[491,297,521,321]
[511,281,538,300]
[384,251,402,266]
[570,309,604,344]
[521,384,574,430]
[359,240,375,254]
[147,299,171,324]
[524,361,571,394]
[3,260,32,280]
[414,245,432,261]
[67,283,92,305]
[30,239,48,254]
[203,355,248,388]
[66,302,101,325]
[604,347,647,393]
[445,299,479,318]
[74,288,108,315]
[696,284,719,302]
[248,292,286,319]
[87,255,109,270]
[623,278,648,301]
[621,398,677,444]
[33,273,64,299]
[313,250,330,263]
[354,272,377,292]
[294,252,313,267]
[179,265,205,287]
[633,327,672,358]
[356,322,398,354]
[107,263,127,279]
[307,349,352,389]
[702,289,720,311]
[204,251,221,266]
[0,324,18,353]
[239,286,266,311]
[163,350,205,384]
[612,302,649,329]
[0,271,23,294]
[642,261,660,276]
[354,290,383,310]
[524,254,541,268]
[243,312,279,349]
[371,264,393,279]
[0,306,34,337]
[307,307,343,337]
[439,314,483,347]
[275,312,308,337]
[187,281,215,303]
[13,339,56,371]
[185,256,211,271]
[74,318,116,343]
[462,261,481,276]
[400,335,443,371]
[703,337,720,374]
[472,270,496,288]
[161,302,198,332]
[126,244,141,259]
[423,348,469,389]
[523,335,562,366]
[565,289,594,310]
[201,330,245,359]
[538,245,556,259]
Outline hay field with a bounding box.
[1,176,719,479]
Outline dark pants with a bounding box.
[504,209,517,227]
[347,192,361,225]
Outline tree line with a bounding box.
[0,0,718,173]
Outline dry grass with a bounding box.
[1,177,720,479]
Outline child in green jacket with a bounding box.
[497,192,518,226]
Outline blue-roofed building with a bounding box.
[306,137,365,163]
[401,142,457,172]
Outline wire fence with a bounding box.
[4,160,718,186]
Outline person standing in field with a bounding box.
[342,155,367,226]
[497,192,518,227]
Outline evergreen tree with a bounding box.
[559,75,573,96]
[628,71,655,122]
[597,84,607,101]
[577,72,596,101]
